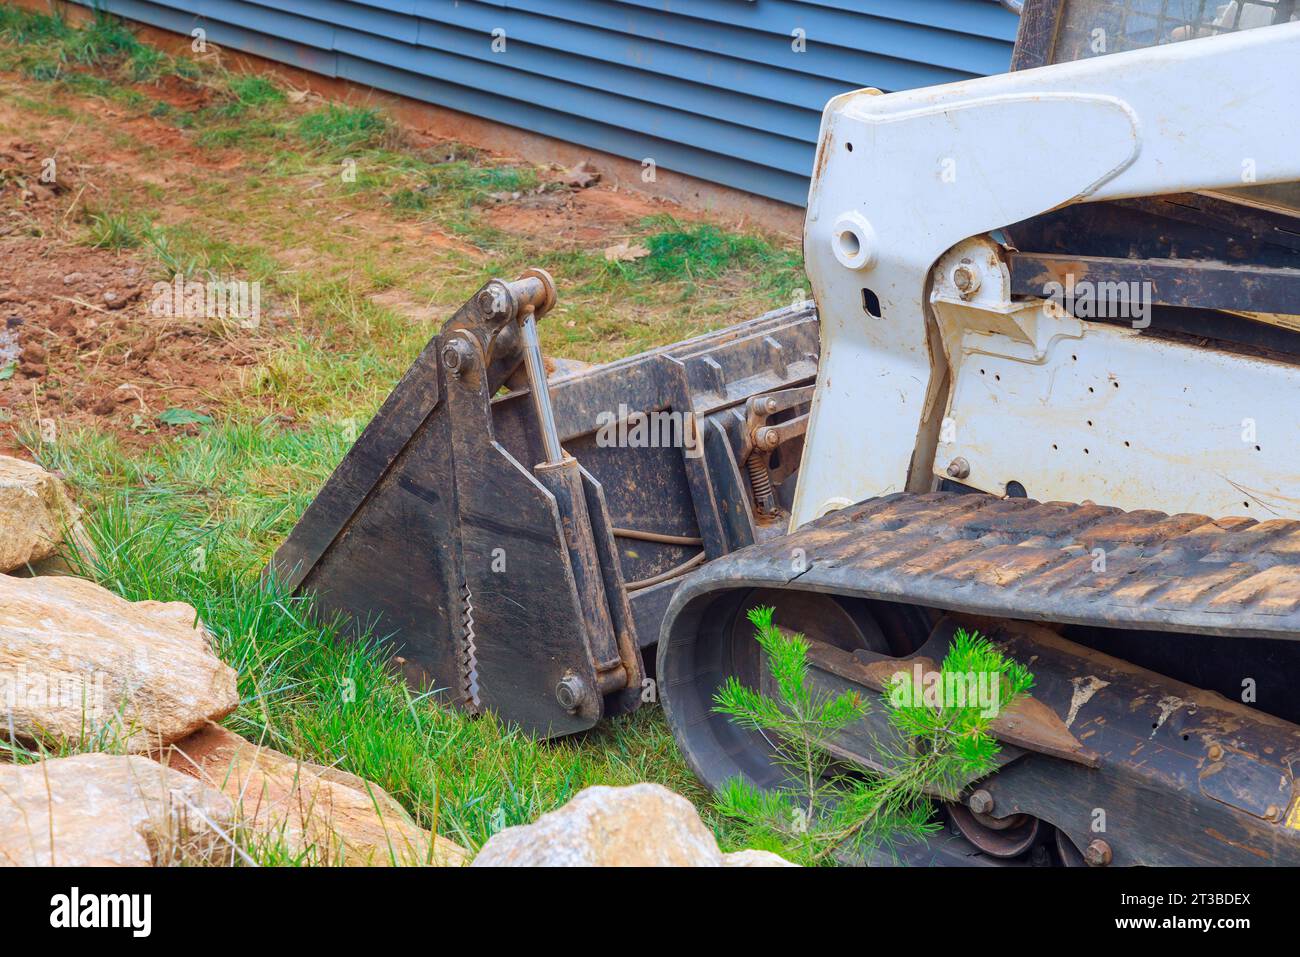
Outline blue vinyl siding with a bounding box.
[73,0,1018,205]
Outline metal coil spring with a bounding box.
[746,451,778,515]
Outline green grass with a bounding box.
[296,104,390,151]
[86,210,145,249]
[194,116,285,149]
[388,163,540,213]
[62,13,138,66]
[125,41,169,82]
[0,7,152,84]
[634,219,801,285]
[21,416,717,858]
[225,73,287,109]
[0,5,72,43]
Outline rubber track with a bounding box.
[670,491,1300,640]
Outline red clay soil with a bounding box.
[484,179,705,249]
[0,138,262,459]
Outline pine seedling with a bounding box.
[713,605,870,829]
[712,606,1033,864]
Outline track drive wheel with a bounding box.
[659,587,930,795]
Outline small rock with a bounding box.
[603,241,651,262]
[164,724,468,866]
[104,286,140,310]
[0,754,235,866]
[91,394,119,415]
[0,575,239,752]
[132,336,156,360]
[560,160,600,189]
[471,782,793,867]
[0,456,80,571]
[723,849,798,867]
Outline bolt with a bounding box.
[946,456,971,480]
[1266,804,1280,821]
[757,427,780,450]
[441,337,475,377]
[968,789,994,815]
[1207,743,1223,761]
[476,281,512,322]
[1084,838,1113,867]
[953,262,981,299]
[765,396,779,413]
[555,674,588,713]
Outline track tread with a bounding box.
[684,492,1300,637]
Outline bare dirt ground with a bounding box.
[484,183,705,248]
[0,130,261,458]
[0,72,726,460]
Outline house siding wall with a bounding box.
[73,0,1018,205]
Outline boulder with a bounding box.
[0,575,239,752]
[0,753,235,866]
[471,782,794,867]
[163,723,467,866]
[0,456,82,572]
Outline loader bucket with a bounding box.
[270,270,819,737]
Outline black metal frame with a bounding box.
[1011,0,1066,68]
[1014,0,1298,68]
[1007,1,1300,356]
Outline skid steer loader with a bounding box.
[272,0,1300,865]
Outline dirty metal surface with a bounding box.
[660,491,1300,864]
[272,281,818,737]
[976,620,1300,865]
[684,491,1300,640]
[1009,251,1300,317]
[803,615,1300,865]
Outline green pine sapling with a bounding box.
[712,605,1033,864]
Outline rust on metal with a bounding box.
[805,642,1100,768]
[994,694,1101,767]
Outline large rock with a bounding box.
[0,576,239,752]
[471,782,794,867]
[163,724,467,866]
[0,456,82,572]
[0,753,235,866]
